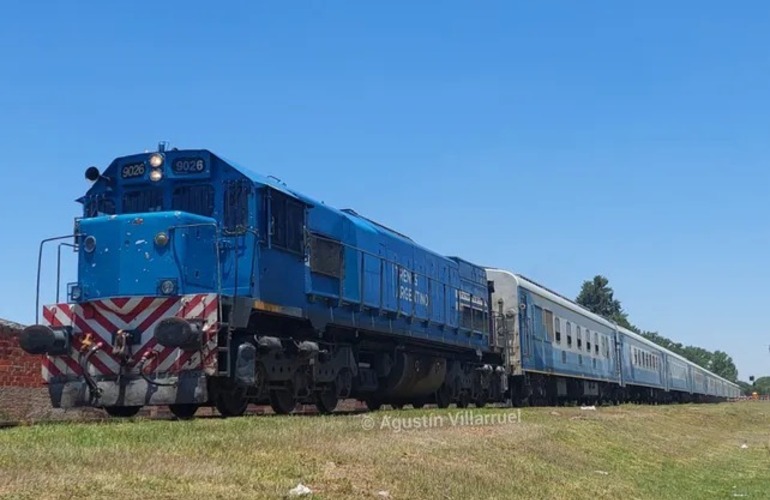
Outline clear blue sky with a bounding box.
[1,1,768,380]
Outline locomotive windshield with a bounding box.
[172,184,215,217]
[83,184,218,218]
[123,188,164,213]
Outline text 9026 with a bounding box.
[172,158,206,174]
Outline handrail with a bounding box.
[36,234,78,324]
[56,242,78,303]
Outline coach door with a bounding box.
[614,330,624,387]
[518,290,532,366]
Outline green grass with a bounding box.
[1,402,769,499]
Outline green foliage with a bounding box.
[576,275,740,382]
[750,376,770,395]
[576,276,633,329]
[737,380,753,395]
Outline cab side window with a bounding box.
[224,181,251,233]
[267,189,305,254]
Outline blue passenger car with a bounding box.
[486,269,741,404]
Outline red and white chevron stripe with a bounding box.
[40,294,219,382]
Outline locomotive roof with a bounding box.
[221,153,461,260]
[92,148,471,264]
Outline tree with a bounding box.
[751,376,770,395]
[737,380,753,396]
[576,275,633,329]
[709,350,738,382]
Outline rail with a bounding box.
[35,234,78,324]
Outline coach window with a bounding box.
[561,351,566,364]
[578,354,583,366]
[586,329,591,353]
[576,327,582,349]
[566,322,572,347]
[594,333,599,355]
[172,185,215,217]
[554,318,562,344]
[543,309,554,342]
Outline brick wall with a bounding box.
[0,319,55,422]
[0,320,43,389]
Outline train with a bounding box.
[18,144,740,418]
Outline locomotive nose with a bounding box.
[19,325,70,355]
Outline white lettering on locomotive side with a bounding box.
[396,268,430,307]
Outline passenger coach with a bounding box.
[486,269,740,404]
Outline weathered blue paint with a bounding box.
[77,148,491,352]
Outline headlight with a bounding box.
[83,235,96,253]
[149,153,164,168]
[149,169,163,182]
[160,279,177,295]
[154,231,169,246]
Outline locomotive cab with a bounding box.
[20,145,255,417]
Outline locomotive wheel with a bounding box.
[412,402,425,409]
[456,393,470,409]
[215,386,249,417]
[474,396,487,408]
[435,385,451,409]
[365,398,382,411]
[270,389,297,415]
[105,406,141,418]
[315,387,339,414]
[169,404,199,420]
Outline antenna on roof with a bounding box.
[158,141,169,153]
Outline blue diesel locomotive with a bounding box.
[19,145,739,418]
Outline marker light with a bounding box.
[160,279,177,295]
[83,235,96,253]
[70,285,82,301]
[150,169,163,182]
[149,153,164,168]
[154,232,169,247]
